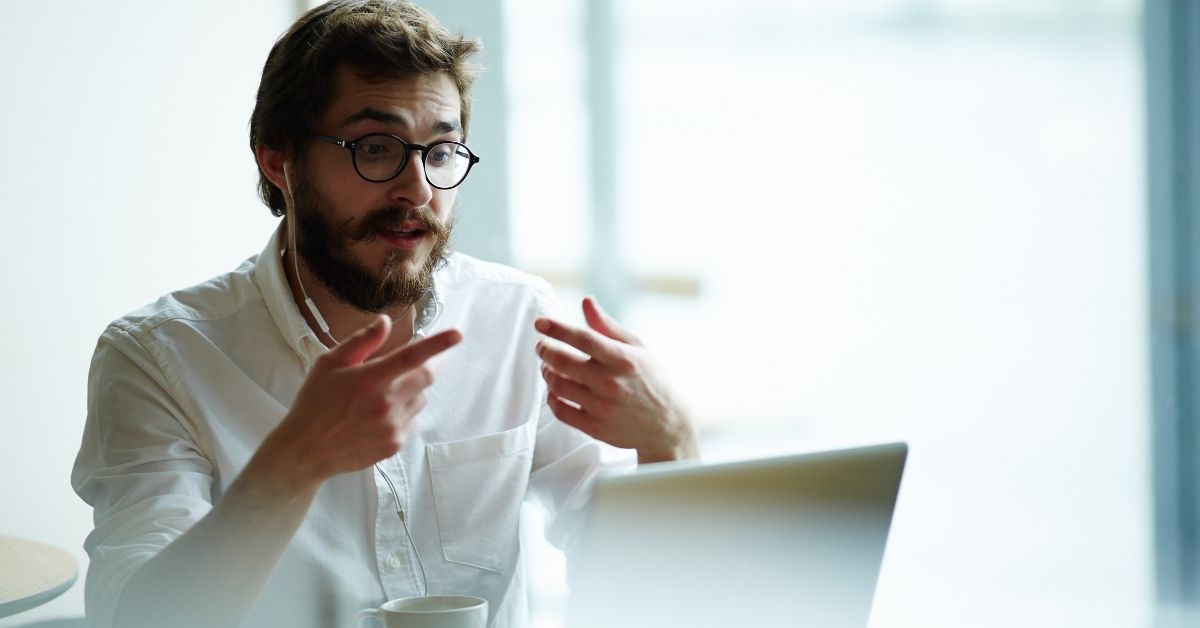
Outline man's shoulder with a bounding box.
[108,256,263,341]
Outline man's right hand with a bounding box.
[263,315,463,486]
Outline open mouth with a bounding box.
[379,228,427,249]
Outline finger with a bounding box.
[582,296,640,346]
[547,394,599,435]
[533,317,624,366]
[388,364,437,401]
[536,339,606,388]
[325,315,391,367]
[367,328,463,379]
[390,391,428,425]
[541,364,609,412]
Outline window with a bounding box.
[508,1,1149,625]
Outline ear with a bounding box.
[255,143,291,201]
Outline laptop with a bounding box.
[563,442,908,628]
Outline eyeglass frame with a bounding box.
[314,132,481,190]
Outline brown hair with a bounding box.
[250,0,481,216]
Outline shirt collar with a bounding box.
[253,223,445,364]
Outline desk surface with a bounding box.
[0,535,78,618]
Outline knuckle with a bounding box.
[378,421,399,442]
[600,377,624,398]
[614,355,637,374]
[367,397,393,421]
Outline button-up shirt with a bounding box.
[72,226,629,628]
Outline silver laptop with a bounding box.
[563,442,907,628]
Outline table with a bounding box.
[0,535,78,618]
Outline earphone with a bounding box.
[282,166,334,340]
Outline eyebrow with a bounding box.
[341,107,461,136]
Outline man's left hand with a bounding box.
[535,296,699,464]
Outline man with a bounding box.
[71,2,698,627]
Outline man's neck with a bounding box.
[282,247,417,354]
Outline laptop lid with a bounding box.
[563,442,908,628]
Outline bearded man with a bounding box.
[71,2,698,627]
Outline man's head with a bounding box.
[250,0,480,311]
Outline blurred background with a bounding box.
[0,0,1187,626]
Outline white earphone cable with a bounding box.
[283,187,429,596]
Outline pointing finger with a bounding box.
[323,315,391,368]
[367,328,463,380]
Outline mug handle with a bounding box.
[357,608,383,628]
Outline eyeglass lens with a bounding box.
[352,134,473,188]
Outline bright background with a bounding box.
[0,1,1150,626]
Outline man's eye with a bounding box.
[428,148,452,166]
[360,143,392,157]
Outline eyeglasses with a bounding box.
[315,133,480,189]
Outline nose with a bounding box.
[386,148,434,208]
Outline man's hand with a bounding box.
[263,315,463,487]
[113,316,461,628]
[535,296,699,464]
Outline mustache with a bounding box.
[349,206,446,242]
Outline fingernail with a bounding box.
[535,341,544,355]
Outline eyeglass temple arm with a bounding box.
[315,134,351,149]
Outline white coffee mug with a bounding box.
[357,595,488,628]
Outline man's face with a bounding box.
[289,67,463,312]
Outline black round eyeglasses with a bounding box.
[315,133,481,189]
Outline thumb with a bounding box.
[328,315,391,366]
[582,296,639,345]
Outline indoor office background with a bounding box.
[0,0,1186,626]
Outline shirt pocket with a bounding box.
[426,420,536,573]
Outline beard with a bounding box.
[289,168,455,313]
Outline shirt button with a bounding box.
[386,554,402,570]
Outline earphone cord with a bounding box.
[288,212,338,346]
[376,462,430,596]
[285,216,428,596]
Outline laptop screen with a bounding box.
[563,442,908,628]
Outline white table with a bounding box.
[0,535,78,618]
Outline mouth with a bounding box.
[378,227,427,250]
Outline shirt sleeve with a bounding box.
[522,281,636,557]
[71,325,215,628]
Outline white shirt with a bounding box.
[72,227,630,628]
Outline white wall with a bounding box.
[0,2,294,623]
